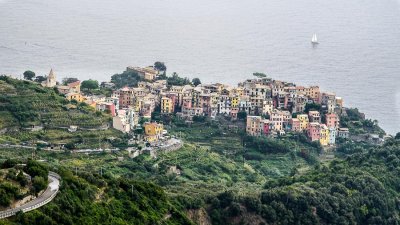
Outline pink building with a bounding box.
[326,113,339,128]
[261,119,270,136]
[307,122,321,142]
[96,102,116,116]
[182,97,192,110]
[166,93,178,107]
[199,95,212,116]
[230,108,239,120]
[289,118,301,132]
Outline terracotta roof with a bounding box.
[68,80,81,88]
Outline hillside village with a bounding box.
[40,64,351,148]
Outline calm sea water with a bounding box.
[0,0,399,134]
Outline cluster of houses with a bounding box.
[43,66,350,146]
[242,80,350,146]
[41,67,167,143]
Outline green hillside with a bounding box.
[0,167,193,225]
[0,76,108,130]
[0,76,124,148]
[207,137,400,225]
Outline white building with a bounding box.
[112,108,138,133]
[329,127,336,145]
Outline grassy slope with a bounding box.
[0,113,316,206]
[0,76,124,148]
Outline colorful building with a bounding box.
[338,128,350,139]
[230,96,239,108]
[308,110,321,123]
[118,87,134,108]
[307,122,321,142]
[144,122,164,142]
[297,114,309,131]
[329,127,336,145]
[270,110,284,131]
[246,116,262,136]
[289,118,301,132]
[305,86,320,103]
[126,66,159,81]
[66,92,85,102]
[261,119,271,136]
[96,102,116,116]
[161,96,174,113]
[319,124,329,146]
[262,99,273,115]
[326,113,339,128]
[113,110,131,133]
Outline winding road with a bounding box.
[0,172,61,219]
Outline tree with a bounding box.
[34,75,47,83]
[32,176,47,194]
[25,159,48,179]
[64,142,76,150]
[17,171,28,187]
[154,62,167,71]
[304,103,321,113]
[62,77,79,85]
[167,73,191,86]
[111,71,142,88]
[192,78,201,86]
[395,132,400,139]
[0,189,11,207]
[237,111,247,120]
[81,79,99,90]
[193,115,206,122]
[23,70,35,80]
[253,72,267,78]
[2,159,18,169]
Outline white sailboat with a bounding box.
[311,33,318,44]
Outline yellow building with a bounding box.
[319,125,330,146]
[144,122,164,142]
[233,87,245,97]
[297,114,309,131]
[66,92,85,102]
[305,86,320,102]
[132,98,142,112]
[230,96,239,108]
[161,96,174,113]
[126,66,159,81]
[85,100,97,108]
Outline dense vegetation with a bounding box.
[207,137,400,225]
[158,72,191,86]
[0,159,49,208]
[1,168,193,225]
[340,108,385,135]
[111,71,143,88]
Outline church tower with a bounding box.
[44,69,57,87]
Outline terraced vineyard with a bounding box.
[0,76,123,147]
[0,76,109,130]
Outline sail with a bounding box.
[311,34,318,43]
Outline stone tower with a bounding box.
[44,69,57,87]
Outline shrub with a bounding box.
[32,176,47,194]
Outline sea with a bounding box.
[0,0,399,134]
